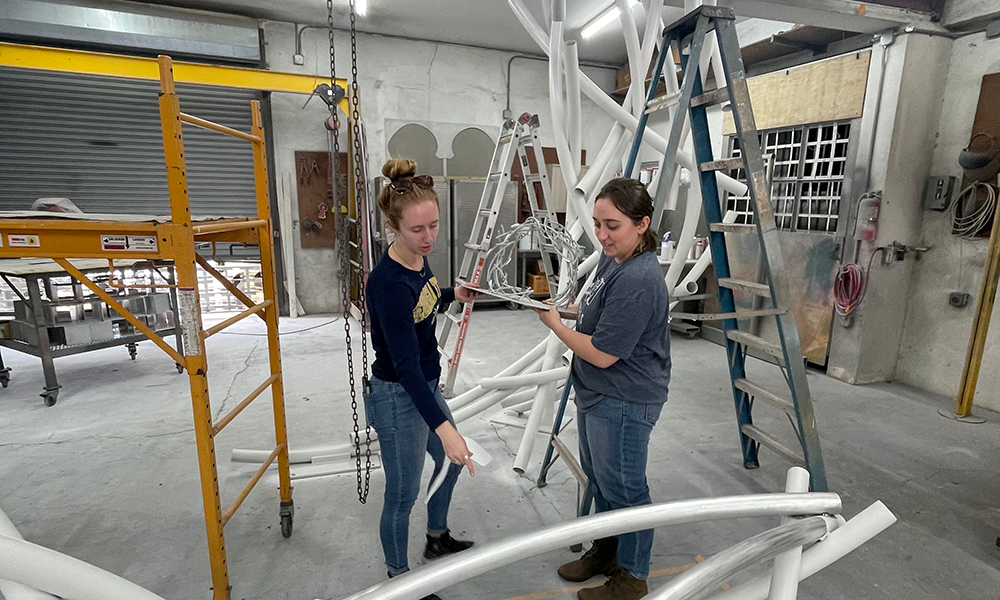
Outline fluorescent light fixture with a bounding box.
[355,0,367,17]
[581,0,638,40]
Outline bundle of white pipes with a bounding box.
[235,0,751,475]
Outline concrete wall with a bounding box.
[943,0,1000,27]
[896,32,1000,412]
[826,33,952,384]
[261,22,617,314]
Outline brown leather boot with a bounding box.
[577,567,648,600]
[557,537,620,582]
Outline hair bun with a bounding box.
[382,158,417,182]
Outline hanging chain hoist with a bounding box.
[328,0,373,504]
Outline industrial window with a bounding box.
[724,121,851,234]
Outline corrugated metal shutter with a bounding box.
[0,67,259,217]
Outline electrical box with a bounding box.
[925,175,956,211]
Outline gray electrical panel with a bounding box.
[925,175,956,211]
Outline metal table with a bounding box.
[0,258,183,406]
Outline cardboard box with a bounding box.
[527,273,550,296]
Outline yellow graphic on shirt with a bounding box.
[413,276,442,324]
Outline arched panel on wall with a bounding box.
[387,124,444,176]
[448,127,495,178]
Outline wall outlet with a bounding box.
[925,175,955,211]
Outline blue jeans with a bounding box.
[578,397,663,580]
[364,376,463,575]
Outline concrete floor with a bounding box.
[1,308,999,600]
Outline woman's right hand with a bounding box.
[435,421,475,476]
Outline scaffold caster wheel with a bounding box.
[175,363,184,374]
[0,370,10,388]
[42,391,58,407]
[128,344,137,360]
[280,514,293,538]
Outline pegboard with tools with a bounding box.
[295,150,347,248]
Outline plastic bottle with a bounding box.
[660,231,675,260]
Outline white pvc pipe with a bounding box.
[482,366,568,391]
[500,387,541,408]
[669,210,737,308]
[578,250,601,278]
[513,333,566,473]
[455,358,545,423]
[664,168,703,294]
[563,41,583,169]
[341,493,843,600]
[505,398,537,414]
[615,0,645,120]
[506,0,748,198]
[767,467,811,600]
[448,338,548,410]
[707,501,897,600]
[0,534,166,600]
[0,510,58,600]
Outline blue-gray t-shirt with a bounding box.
[572,250,671,411]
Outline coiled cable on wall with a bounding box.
[952,180,998,239]
[834,247,885,316]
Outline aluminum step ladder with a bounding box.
[439,114,559,396]
[625,5,829,491]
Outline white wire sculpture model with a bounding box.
[482,217,584,307]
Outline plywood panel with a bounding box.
[723,51,871,135]
[295,151,346,249]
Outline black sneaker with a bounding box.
[423,531,475,559]
[388,570,442,600]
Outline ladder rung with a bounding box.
[733,378,795,416]
[691,87,730,108]
[710,223,757,234]
[526,174,543,182]
[479,208,494,216]
[445,312,462,325]
[674,293,713,301]
[499,134,513,144]
[741,424,806,468]
[645,91,682,115]
[670,308,786,322]
[718,278,771,297]
[488,171,504,180]
[439,347,453,361]
[726,329,785,363]
[700,157,744,172]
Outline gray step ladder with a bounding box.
[439,114,559,396]
[625,5,828,491]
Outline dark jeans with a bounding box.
[578,396,663,580]
[364,376,462,575]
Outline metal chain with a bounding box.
[348,0,374,500]
[328,0,369,505]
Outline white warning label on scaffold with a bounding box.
[8,234,40,248]
[101,235,158,252]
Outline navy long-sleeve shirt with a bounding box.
[367,250,454,429]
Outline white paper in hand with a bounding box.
[425,436,491,504]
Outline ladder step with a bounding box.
[718,278,771,297]
[445,312,463,324]
[439,346,453,361]
[645,91,682,115]
[465,242,485,252]
[479,208,494,216]
[499,134,513,144]
[709,223,757,234]
[726,329,786,364]
[691,87,730,108]
[670,308,786,321]
[741,424,806,468]
[733,378,795,416]
[526,174,543,182]
[700,157,744,172]
[488,172,504,180]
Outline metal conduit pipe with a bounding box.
[339,493,842,600]
[650,516,839,600]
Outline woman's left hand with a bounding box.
[533,305,562,330]
[454,285,479,304]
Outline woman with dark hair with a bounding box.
[535,178,671,600]
[365,158,478,600]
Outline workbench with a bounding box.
[0,257,183,406]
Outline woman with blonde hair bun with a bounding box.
[364,158,479,599]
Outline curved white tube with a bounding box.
[650,516,839,600]
[707,501,897,600]
[578,250,601,278]
[341,492,843,600]
[482,366,569,392]
[0,510,58,600]
[0,534,166,600]
[664,170,703,295]
[576,123,625,197]
[767,467,811,600]
[500,387,541,409]
[448,338,548,410]
[615,0,645,120]
[669,210,738,307]
[563,41,583,168]
[506,0,747,198]
[455,358,545,423]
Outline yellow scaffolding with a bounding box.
[0,55,292,600]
